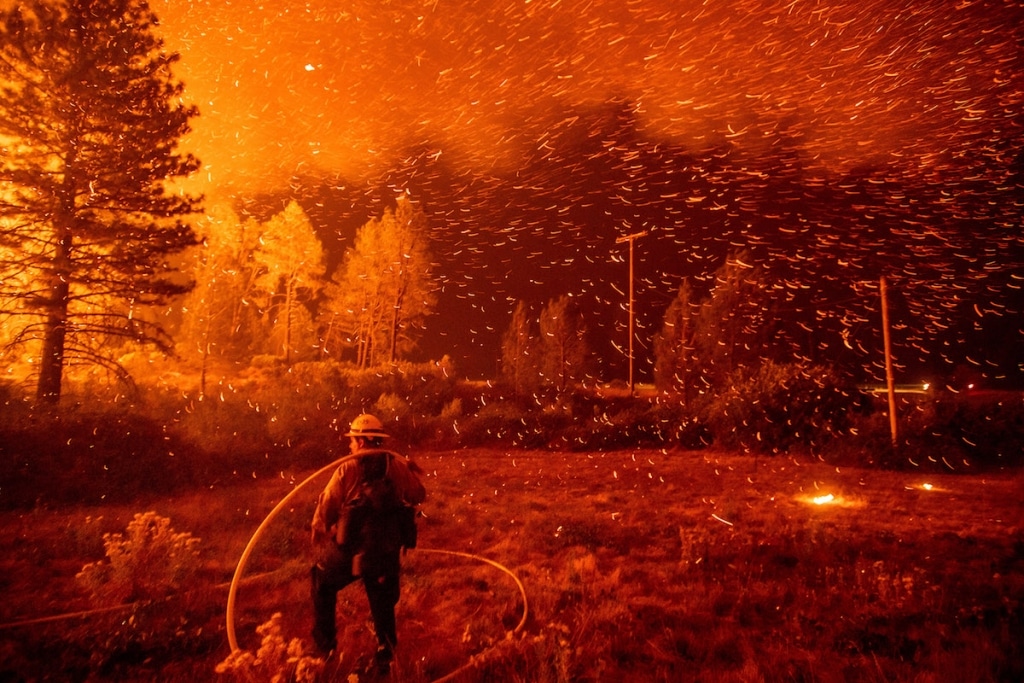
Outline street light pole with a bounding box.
[616,230,648,395]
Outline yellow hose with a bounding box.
[226,453,359,652]
[417,548,529,635]
[225,455,530,659]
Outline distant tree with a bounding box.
[538,294,588,394]
[177,203,264,388]
[0,0,201,402]
[500,300,538,395]
[653,279,697,396]
[690,252,777,388]
[251,201,324,364]
[323,196,436,368]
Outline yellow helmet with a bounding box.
[344,413,389,439]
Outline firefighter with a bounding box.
[310,414,426,674]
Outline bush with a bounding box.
[702,362,858,455]
[343,360,458,416]
[374,391,412,423]
[556,402,676,451]
[0,406,212,508]
[179,394,274,453]
[441,397,463,421]
[835,391,1024,471]
[456,400,556,448]
[76,511,201,604]
[931,393,1024,469]
[215,613,324,683]
[240,361,348,445]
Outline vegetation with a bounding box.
[251,201,326,366]
[0,320,1020,680]
[321,196,437,369]
[653,279,697,397]
[215,613,324,683]
[0,4,1019,681]
[537,295,589,395]
[0,441,1020,681]
[76,511,201,605]
[0,0,202,403]
[500,300,538,398]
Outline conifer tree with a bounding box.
[500,300,537,396]
[691,252,777,388]
[0,0,201,402]
[653,279,696,395]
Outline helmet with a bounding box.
[344,413,389,439]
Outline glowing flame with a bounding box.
[796,491,862,508]
[905,482,943,492]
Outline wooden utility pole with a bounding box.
[880,276,899,449]
[616,230,647,394]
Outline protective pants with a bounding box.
[311,551,401,657]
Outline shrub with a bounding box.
[931,393,1024,469]
[456,400,554,448]
[441,397,463,421]
[176,394,273,453]
[557,403,669,451]
[835,391,1024,471]
[703,361,858,455]
[343,360,458,416]
[215,613,324,683]
[240,362,349,444]
[374,391,412,423]
[76,511,201,605]
[0,406,211,508]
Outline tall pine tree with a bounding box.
[653,279,696,396]
[0,0,201,402]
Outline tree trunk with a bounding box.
[36,232,73,403]
[36,297,68,403]
[389,293,403,364]
[388,273,408,364]
[283,278,294,365]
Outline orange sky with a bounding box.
[154,0,1023,199]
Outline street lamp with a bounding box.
[615,230,648,394]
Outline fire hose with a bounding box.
[225,453,530,673]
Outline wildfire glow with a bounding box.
[908,482,947,492]
[795,492,863,508]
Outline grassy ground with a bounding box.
[2,447,1022,681]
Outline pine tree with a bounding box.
[0,0,201,402]
[653,279,696,396]
[691,252,777,388]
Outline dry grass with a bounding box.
[2,447,1022,682]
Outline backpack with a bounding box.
[336,452,417,558]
